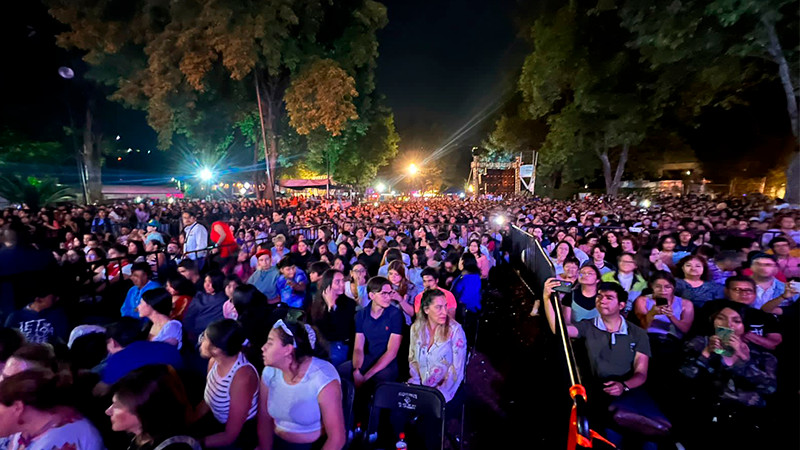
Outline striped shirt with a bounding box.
[204,352,258,424]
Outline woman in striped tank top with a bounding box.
[194,319,259,448]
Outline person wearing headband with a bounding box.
[258,318,345,450]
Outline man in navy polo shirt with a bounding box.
[339,276,403,389]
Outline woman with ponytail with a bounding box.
[258,318,345,450]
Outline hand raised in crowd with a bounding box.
[543,277,561,298]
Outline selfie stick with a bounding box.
[531,237,615,449]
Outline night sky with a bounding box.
[0,0,792,188]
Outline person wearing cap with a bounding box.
[144,218,165,246]
[749,253,799,315]
[247,249,280,303]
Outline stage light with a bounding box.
[244,182,251,189]
[199,168,213,181]
[408,164,418,176]
[376,182,386,193]
[494,216,507,226]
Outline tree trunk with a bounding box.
[763,17,800,203]
[253,133,263,200]
[596,138,628,196]
[255,73,276,204]
[83,107,103,203]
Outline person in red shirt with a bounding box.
[210,220,238,259]
[414,267,457,319]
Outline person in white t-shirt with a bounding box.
[257,319,345,450]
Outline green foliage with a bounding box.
[0,175,75,210]
[514,5,661,192]
[0,129,67,165]
[48,0,390,153]
[304,97,399,187]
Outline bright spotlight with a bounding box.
[376,182,386,193]
[640,199,652,208]
[244,182,251,189]
[199,168,213,181]
[494,216,507,226]
[468,185,475,193]
[408,164,418,176]
[239,188,247,195]
[134,196,143,203]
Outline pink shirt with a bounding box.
[414,287,458,313]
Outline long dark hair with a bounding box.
[311,269,342,323]
[167,275,196,297]
[460,253,481,275]
[231,285,272,370]
[549,240,576,261]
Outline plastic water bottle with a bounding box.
[396,432,407,449]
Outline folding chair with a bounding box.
[340,377,356,449]
[366,382,447,450]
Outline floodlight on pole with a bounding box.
[408,164,418,176]
[376,182,386,193]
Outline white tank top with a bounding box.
[204,352,258,424]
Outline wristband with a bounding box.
[621,382,630,392]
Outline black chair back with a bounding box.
[366,382,446,450]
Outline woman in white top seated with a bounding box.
[407,289,468,449]
[409,289,468,404]
[258,319,345,450]
[195,319,259,448]
[137,288,183,349]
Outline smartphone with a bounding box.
[789,280,800,293]
[654,297,668,307]
[714,326,734,357]
[553,280,574,294]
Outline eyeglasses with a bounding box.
[730,287,755,294]
[377,288,394,295]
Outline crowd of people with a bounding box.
[0,192,797,449]
[531,196,799,448]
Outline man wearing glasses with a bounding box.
[339,276,403,390]
[749,253,799,315]
[699,275,783,351]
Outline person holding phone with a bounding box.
[542,279,665,449]
[677,302,777,447]
[634,271,695,339]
